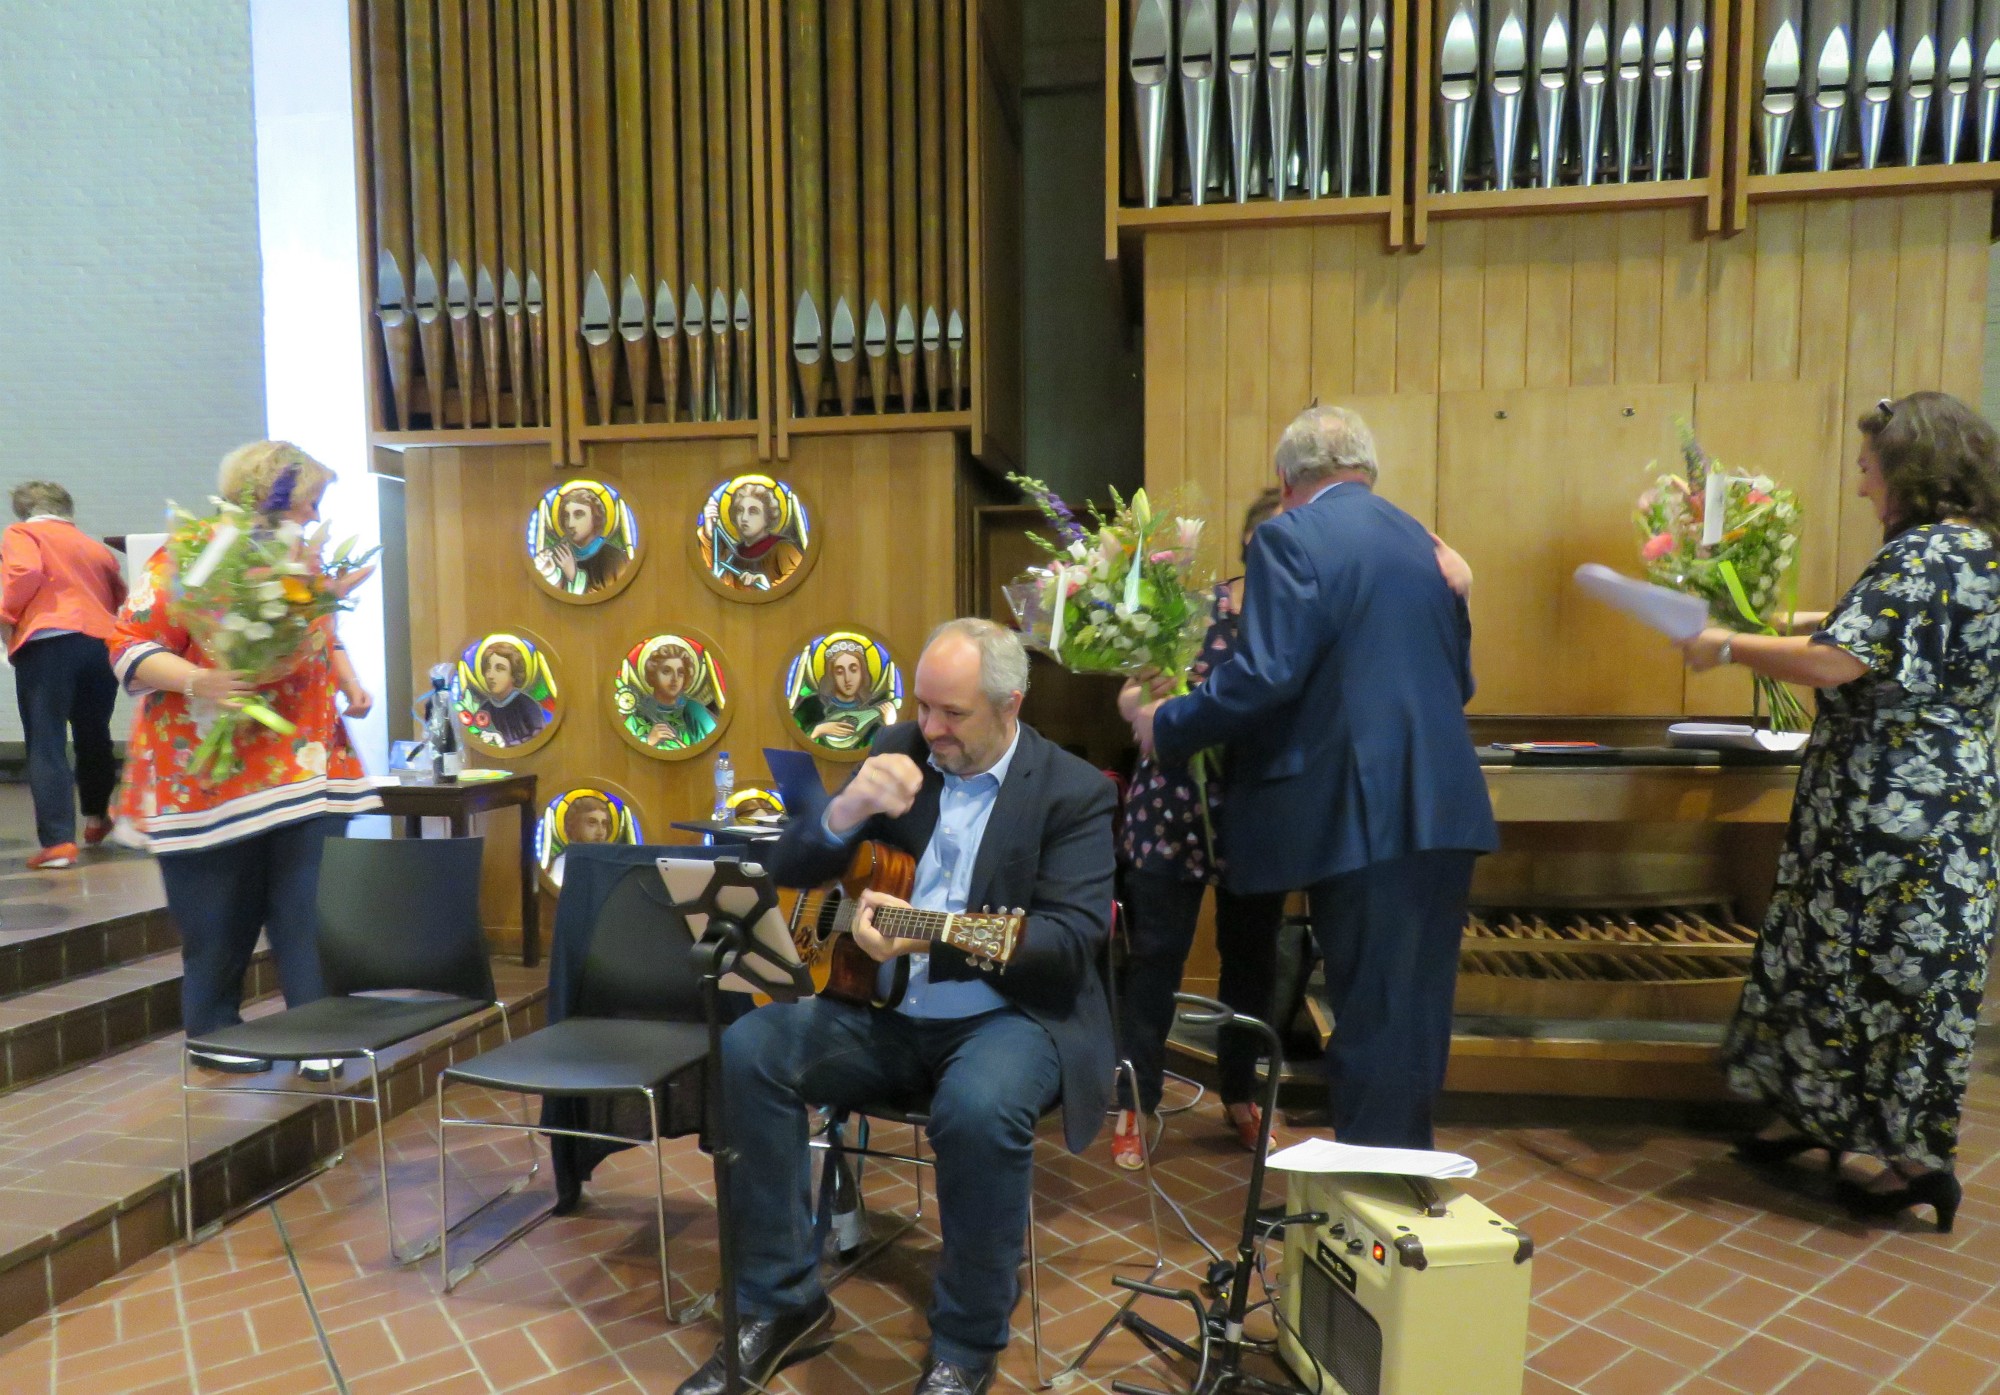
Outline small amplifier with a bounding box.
[1278,1173,1533,1395]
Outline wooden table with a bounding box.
[375,773,541,967]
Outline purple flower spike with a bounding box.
[262,462,299,517]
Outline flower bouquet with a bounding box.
[1635,425,1809,731]
[1001,475,1211,693]
[165,497,378,781]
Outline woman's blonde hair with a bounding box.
[216,441,335,513]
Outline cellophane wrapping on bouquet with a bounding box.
[1002,474,1213,691]
[1635,424,1809,731]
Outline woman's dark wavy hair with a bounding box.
[1860,392,2000,540]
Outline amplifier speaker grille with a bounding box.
[1298,1252,1383,1395]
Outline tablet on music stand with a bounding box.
[656,855,810,1001]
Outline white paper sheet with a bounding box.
[1667,722,1809,754]
[1265,1139,1479,1179]
[1573,564,1710,642]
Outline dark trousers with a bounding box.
[13,633,119,849]
[1117,868,1286,1113]
[1307,849,1477,1150]
[156,816,348,1038]
[721,997,1061,1368]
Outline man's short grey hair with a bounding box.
[927,617,1030,706]
[1274,405,1378,490]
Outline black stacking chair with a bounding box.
[181,836,508,1264]
[812,902,1165,1389]
[434,858,712,1321]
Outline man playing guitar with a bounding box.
[676,619,1116,1395]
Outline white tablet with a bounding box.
[655,856,806,998]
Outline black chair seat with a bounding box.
[442,1018,708,1096]
[190,995,489,1059]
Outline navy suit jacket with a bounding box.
[1153,481,1497,895]
[767,720,1117,1154]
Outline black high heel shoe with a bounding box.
[1732,1132,1843,1174]
[1837,1171,1961,1234]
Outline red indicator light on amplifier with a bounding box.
[1372,1242,1385,1263]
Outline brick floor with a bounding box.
[0,995,1993,1395]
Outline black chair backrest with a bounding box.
[317,836,497,1002]
[574,862,705,1021]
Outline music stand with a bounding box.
[658,855,813,1395]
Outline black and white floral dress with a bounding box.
[1724,523,2000,1169]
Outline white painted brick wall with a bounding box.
[0,0,265,742]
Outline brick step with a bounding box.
[0,901,179,1003]
[0,950,280,1096]
[0,960,548,1338]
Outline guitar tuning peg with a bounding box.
[1012,907,1025,916]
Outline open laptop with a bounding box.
[763,747,830,820]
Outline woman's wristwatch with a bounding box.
[1718,637,1735,666]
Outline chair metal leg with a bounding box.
[437,1077,451,1293]
[365,1050,442,1266]
[181,1003,517,1258]
[437,1095,558,1292]
[179,1047,353,1252]
[437,1079,702,1324]
[181,1048,195,1246]
[1028,1185,1053,1388]
[645,1086,711,1323]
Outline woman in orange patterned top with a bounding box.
[112,442,380,1074]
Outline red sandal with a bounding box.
[1111,1109,1151,1171]
[1224,1102,1264,1153]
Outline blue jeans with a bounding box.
[1308,849,1478,1150]
[12,633,118,848]
[156,815,349,1037]
[721,997,1061,1368]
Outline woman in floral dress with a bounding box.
[113,442,380,1074]
[1681,392,2000,1233]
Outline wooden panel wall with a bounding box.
[403,432,961,946]
[1143,192,1991,716]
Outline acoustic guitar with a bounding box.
[787,841,1026,1008]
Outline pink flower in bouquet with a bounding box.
[1746,490,1772,506]
[1642,532,1676,561]
[1150,550,1177,563]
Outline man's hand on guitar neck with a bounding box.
[825,753,925,837]
[852,889,929,962]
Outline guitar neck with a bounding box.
[859,904,957,943]
[805,893,956,943]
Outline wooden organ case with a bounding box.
[1107,0,1995,1099]
[346,1,1026,955]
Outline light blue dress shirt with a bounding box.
[818,728,1020,1019]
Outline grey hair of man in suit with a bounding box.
[927,617,1031,708]
[1275,405,1381,491]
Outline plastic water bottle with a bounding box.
[711,750,734,822]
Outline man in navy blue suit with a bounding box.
[1132,406,1497,1150]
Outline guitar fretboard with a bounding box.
[798,892,959,943]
